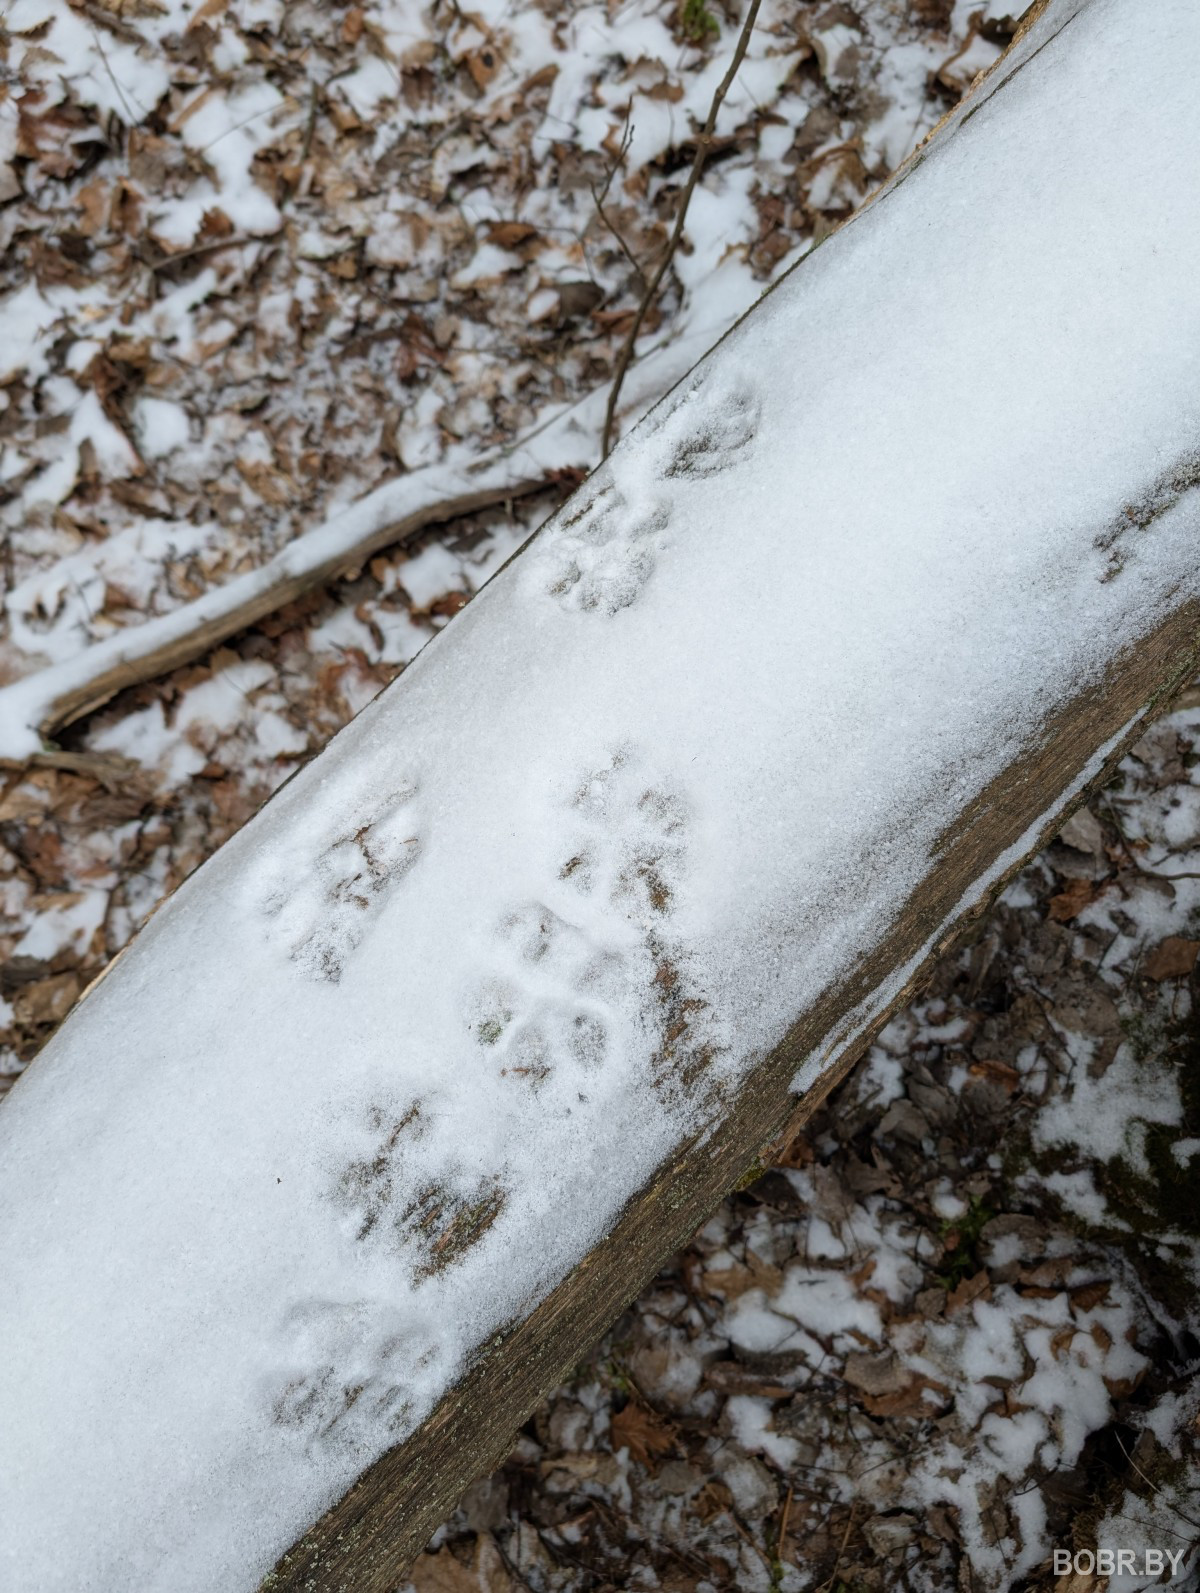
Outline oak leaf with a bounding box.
[610,1399,675,1470]
[1048,878,1095,922]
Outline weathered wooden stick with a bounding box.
[0,468,549,759]
[2,4,1199,1591]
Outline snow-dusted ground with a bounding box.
[1,0,1199,1589]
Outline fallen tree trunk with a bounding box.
[4,2,1200,1589]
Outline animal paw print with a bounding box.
[260,779,422,982]
[269,1297,425,1450]
[544,483,670,616]
[560,748,688,924]
[270,1100,507,1451]
[467,905,619,1089]
[467,747,721,1105]
[560,748,723,1104]
[651,373,761,483]
[333,1100,508,1280]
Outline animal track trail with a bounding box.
[468,747,721,1105]
[259,779,422,982]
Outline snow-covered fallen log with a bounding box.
[4,1,1200,1588]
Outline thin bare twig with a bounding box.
[0,471,552,760]
[777,1484,794,1568]
[148,234,266,273]
[1115,1432,1200,1532]
[589,116,646,284]
[818,1504,857,1593]
[600,0,763,458]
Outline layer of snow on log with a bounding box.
[4,1,1200,1587]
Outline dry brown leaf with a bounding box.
[946,1269,991,1316]
[610,1399,675,1470]
[700,1262,760,1300]
[93,0,167,16]
[1142,935,1200,981]
[486,221,538,249]
[76,178,110,235]
[1069,1279,1110,1313]
[13,972,83,1028]
[1047,877,1095,922]
[327,251,360,280]
[187,0,228,27]
[842,1349,910,1398]
[521,63,558,94]
[236,458,295,506]
[910,0,954,28]
[465,45,502,90]
[968,1058,1021,1091]
[11,829,68,888]
[0,783,49,824]
[861,1374,947,1419]
[693,1477,735,1522]
[408,1547,478,1593]
[197,206,234,241]
[426,590,471,621]
[1050,1324,1076,1360]
[472,1532,518,1593]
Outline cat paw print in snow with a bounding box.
[650,374,762,483]
[467,906,622,1089]
[333,1099,508,1280]
[561,747,688,925]
[544,483,670,616]
[269,1296,432,1451]
[563,748,723,1104]
[467,747,701,1097]
[258,779,422,982]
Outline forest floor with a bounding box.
[1,0,1197,1587]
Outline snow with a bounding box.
[1033,1040,1183,1165]
[3,1,1200,1589]
[5,518,217,668]
[0,281,58,382]
[12,890,106,962]
[134,398,191,460]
